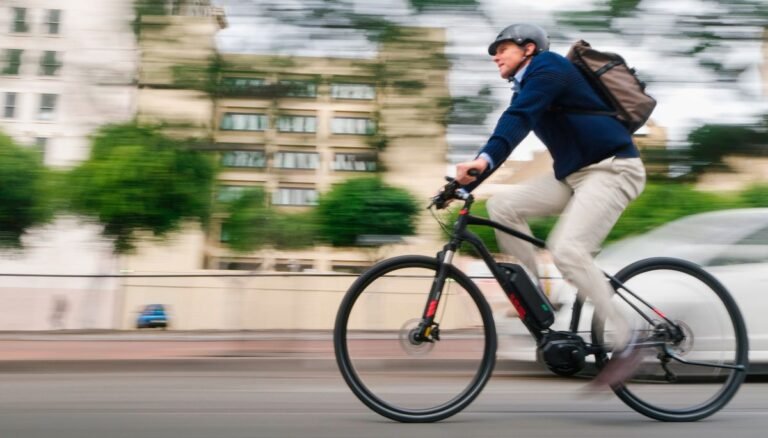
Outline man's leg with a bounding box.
[486,171,572,281]
[547,157,646,349]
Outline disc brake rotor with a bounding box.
[398,318,436,356]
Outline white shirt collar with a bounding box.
[510,62,529,93]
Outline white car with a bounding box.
[595,208,768,365]
[492,208,768,369]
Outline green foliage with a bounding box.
[557,0,767,81]
[134,0,166,16]
[456,200,499,253]
[739,184,768,208]
[0,133,53,248]
[171,55,228,95]
[607,0,643,17]
[444,86,498,126]
[133,0,169,36]
[317,177,419,247]
[605,182,737,242]
[408,0,479,12]
[67,123,216,253]
[220,188,317,252]
[392,80,426,94]
[687,122,767,173]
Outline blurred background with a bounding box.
[0,0,766,335]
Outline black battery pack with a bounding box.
[498,263,555,329]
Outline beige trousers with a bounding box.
[487,156,646,347]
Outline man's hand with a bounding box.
[455,158,489,185]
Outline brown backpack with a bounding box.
[563,40,657,133]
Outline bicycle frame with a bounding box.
[420,193,689,356]
[419,196,554,345]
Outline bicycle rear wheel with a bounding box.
[592,257,748,421]
[334,255,496,422]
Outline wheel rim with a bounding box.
[335,258,496,420]
[593,260,748,420]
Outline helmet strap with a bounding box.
[507,54,530,80]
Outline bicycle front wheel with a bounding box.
[334,255,496,423]
[592,257,749,421]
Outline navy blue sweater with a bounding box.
[471,51,638,189]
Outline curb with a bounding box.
[0,355,555,376]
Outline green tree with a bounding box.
[557,0,767,81]
[687,122,767,173]
[219,187,317,252]
[408,0,479,13]
[739,184,768,208]
[0,133,53,248]
[67,123,216,253]
[317,177,419,247]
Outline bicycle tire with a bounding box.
[334,255,497,422]
[591,257,749,421]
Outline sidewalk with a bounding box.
[0,330,546,375]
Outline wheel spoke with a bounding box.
[334,255,496,422]
[592,258,748,421]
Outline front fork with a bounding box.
[411,246,457,344]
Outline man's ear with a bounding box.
[524,42,537,57]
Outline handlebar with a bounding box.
[428,169,479,210]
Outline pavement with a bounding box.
[0,330,548,374]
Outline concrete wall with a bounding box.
[0,217,120,330]
[119,270,496,331]
[697,156,768,192]
[0,257,508,331]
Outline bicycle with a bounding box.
[333,175,749,423]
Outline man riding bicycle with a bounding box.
[454,23,646,388]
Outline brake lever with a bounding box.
[428,169,479,210]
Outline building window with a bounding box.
[217,259,263,270]
[39,51,61,76]
[220,150,266,168]
[331,83,375,100]
[332,153,377,172]
[11,7,28,33]
[33,137,47,160]
[220,113,267,131]
[331,264,368,274]
[2,49,23,75]
[275,259,314,272]
[221,77,265,94]
[272,188,318,206]
[274,151,319,170]
[45,9,62,35]
[217,185,249,203]
[277,115,316,133]
[279,80,317,98]
[332,117,376,135]
[3,92,17,118]
[38,93,57,120]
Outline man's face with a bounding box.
[492,41,532,79]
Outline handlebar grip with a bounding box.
[468,168,481,177]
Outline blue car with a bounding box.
[136,304,169,329]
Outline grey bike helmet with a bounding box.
[488,23,550,56]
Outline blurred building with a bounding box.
[633,119,669,177]
[0,0,136,166]
[762,27,767,97]
[137,0,227,138]
[132,4,449,272]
